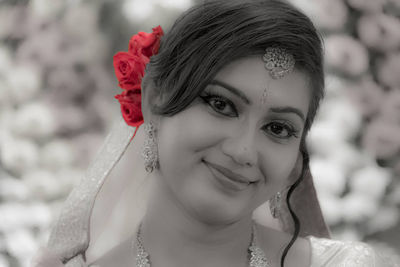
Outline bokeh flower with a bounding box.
[39,140,75,170]
[0,136,39,176]
[362,118,400,160]
[366,206,400,234]
[0,176,29,201]
[349,166,391,200]
[310,157,347,196]
[325,35,369,76]
[347,0,388,12]
[377,52,400,88]
[379,89,400,126]
[11,102,56,140]
[348,77,385,118]
[357,14,400,52]
[342,192,379,223]
[22,170,61,200]
[6,64,41,105]
[288,0,348,30]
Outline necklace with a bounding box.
[134,223,270,267]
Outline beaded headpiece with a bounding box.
[262,47,295,79]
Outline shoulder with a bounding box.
[308,236,399,267]
[254,223,311,267]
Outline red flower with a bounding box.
[113,52,146,90]
[129,26,164,59]
[113,25,163,129]
[114,87,143,127]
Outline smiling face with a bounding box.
[153,56,311,225]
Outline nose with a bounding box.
[221,127,258,167]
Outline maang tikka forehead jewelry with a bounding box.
[262,47,295,80]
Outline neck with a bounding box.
[140,176,253,267]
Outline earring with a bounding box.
[141,121,159,173]
[269,191,282,218]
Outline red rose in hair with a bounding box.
[129,26,164,59]
[114,87,143,127]
[113,52,146,90]
[113,25,163,131]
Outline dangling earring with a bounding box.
[269,191,282,218]
[141,121,159,173]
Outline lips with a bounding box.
[203,160,258,191]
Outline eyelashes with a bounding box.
[199,89,300,140]
[199,91,238,117]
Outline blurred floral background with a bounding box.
[0,0,399,266]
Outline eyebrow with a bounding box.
[210,79,305,123]
[270,107,305,122]
[210,80,251,104]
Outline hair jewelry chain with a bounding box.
[134,223,270,267]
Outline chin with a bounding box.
[183,189,251,225]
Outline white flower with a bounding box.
[288,0,348,30]
[0,79,11,109]
[342,192,379,223]
[0,45,12,75]
[317,194,343,225]
[332,227,362,242]
[377,52,400,88]
[29,0,65,20]
[348,0,387,12]
[62,3,99,40]
[0,202,52,232]
[348,77,385,118]
[310,157,347,196]
[0,203,26,232]
[329,143,366,174]
[307,121,347,157]
[4,228,38,264]
[380,89,400,125]
[12,102,56,139]
[388,183,400,205]
[0,254,9,267]
[22,170,61,200]
[6,64,41,104]
[0,6,14,40]
[0,175,29,201]
[349,166,391,200]
[319,97,362,140]
[0,136,39,176]
[358,14,400,52]
[40,139,74,170]
[325,35,369,76]
[362,118,400,160]
[366,206,400,234]
[26,202,53,229]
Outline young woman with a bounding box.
[32,0,397,266]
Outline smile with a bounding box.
[203,160,255,191]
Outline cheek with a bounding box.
[157,107,219,174]
[259,143,299,194]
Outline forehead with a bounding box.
[214,56,311,115]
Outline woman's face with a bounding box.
[155,56,311,224]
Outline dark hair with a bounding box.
[145,0,324,266]
[145,0,324,134]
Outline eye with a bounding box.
[263,121,300,139]
[200,92,238,117]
